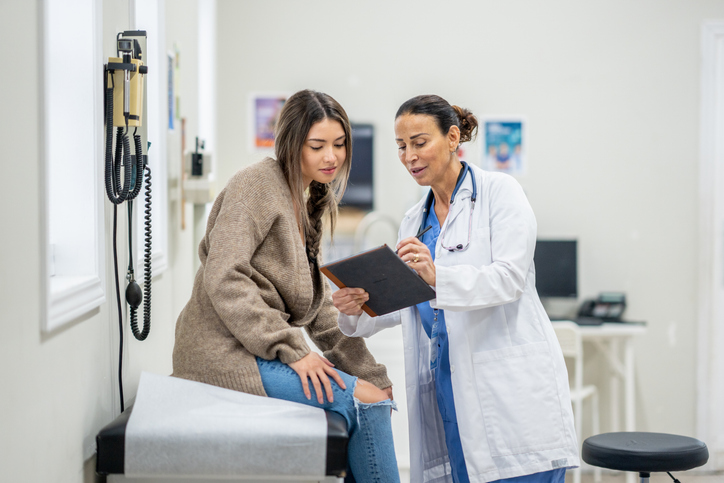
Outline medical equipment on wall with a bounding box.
[103,30,151,412]
[184,136,215,204]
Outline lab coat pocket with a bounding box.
[472,341,565,457]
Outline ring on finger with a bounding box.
[413,253,419,263]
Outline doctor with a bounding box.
[333,95,579,483]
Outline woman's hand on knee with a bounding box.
[289,352,346,404]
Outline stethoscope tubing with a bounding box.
[421,162,477,252]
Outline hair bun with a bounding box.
[452,105,479,144]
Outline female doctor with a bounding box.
[333,95,579,483]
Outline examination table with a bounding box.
[96,373,349,483]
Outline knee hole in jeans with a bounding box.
[354,379,389,404]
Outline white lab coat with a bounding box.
[338,164,579,483]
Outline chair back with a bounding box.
[553,321,582,359]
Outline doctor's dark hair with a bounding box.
[395,95,479,145]
[274,89,352,265]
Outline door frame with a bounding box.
[697,20,724,471]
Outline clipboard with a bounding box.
[320,244,436,317]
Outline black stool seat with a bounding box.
[582,432,709,473]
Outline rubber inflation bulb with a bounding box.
[126,281,143,309]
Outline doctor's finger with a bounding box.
[336,294,367,314]
[333,289,367,309]
[334,287,366,299]
[337,303,364,316]
[340,291,367,303]
[398,240,429,259]
[397,235,426,247]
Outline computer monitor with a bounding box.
[533,240,577,298]
[340,123,374,211]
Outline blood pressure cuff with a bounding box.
[96,372,348,478]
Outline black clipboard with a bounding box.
[320,244,436,317]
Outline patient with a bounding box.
[172,89,399,483]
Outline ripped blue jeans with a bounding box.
[256,357,400,483]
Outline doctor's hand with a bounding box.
[288,352,347,404]
[396,237,436,287]
[332,287,369,316]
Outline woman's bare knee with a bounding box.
[354,379,388,404]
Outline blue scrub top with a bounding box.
[415,164,565,483]
[416,169,470,483]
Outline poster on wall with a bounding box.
[167,52,174,130]
[250,93,289,150]
[482,117,526,175]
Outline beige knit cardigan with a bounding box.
[172,157,392,396]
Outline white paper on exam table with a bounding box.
[124,372,328,478]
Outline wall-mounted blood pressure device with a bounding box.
[103,30,152,411]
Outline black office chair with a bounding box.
[582,432,708,483]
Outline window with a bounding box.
[40,0,105,331]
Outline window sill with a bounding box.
[46,274,105,331]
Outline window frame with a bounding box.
[40,0,105,332]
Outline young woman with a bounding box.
[334,95,579,483]
[172,89,399,483]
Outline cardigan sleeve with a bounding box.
[202,198,311,364]
[305,275,393,390]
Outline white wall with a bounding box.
[0,1,200,481]
[1,1,724,481]
[215,0,724,468]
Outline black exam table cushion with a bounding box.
[96,406,349,477]
[582,432,709,473]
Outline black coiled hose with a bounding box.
[129,133,145,199]
[129,162,152,341]
[105,85,134,205]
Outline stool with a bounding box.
[582,432,708,483]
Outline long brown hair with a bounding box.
[274,90,352,264]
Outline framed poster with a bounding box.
[482,118,526,175]
[250,93,288,150]
[167,52,175,130]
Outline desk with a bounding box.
[551,321,647,483]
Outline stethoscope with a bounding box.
[420,161,477,252]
